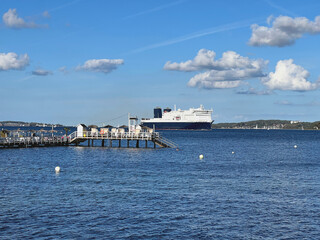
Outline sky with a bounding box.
[1,0,320,126]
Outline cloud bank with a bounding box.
[76,59,124,74]
[263,59,320,91]
[249,15,320,47]
[0,52,29,71]
[164,49,267,89]
[2,8,46,29]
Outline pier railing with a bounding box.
[0,136,68,148]
[155,136,179,149]
[67,131,178,148]
[68,131,160,142]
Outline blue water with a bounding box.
[1,129,320,239]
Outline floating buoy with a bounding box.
[232,151,235,154]
[294,145,297,149]
[199,154,204,160]
[55,166,60,173]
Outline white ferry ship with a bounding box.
[140,105,213,130]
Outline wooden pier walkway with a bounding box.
[68,131,178,148]
[0,131,178,149]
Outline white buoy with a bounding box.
[232,151,235,154]
[199,154,204,160]
[55,166,60,173]
[294,145,297,149]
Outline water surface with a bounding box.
[1,130,320,239]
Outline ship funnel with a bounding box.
[164,107,171,113]
[154,107,162,118]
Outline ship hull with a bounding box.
[141,122,212,130]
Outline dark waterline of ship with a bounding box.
[1,129,320,239]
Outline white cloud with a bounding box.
[32,68,52,76]
[263,59,320,91]
[274,100,320,106]
[164,49,216,71]
[59,66,69,74]
[164,49,267,72]
[236,87,273,95]
[188,76,241,89]
[274,100,293,105]
[267,15,274,25]
[2,8,46,29]
[164,49,267,89]
[76,59,124,74]
[249,15,320,47]
[188,68,263,89]
[0,52,29,71]
[42,11,50,18]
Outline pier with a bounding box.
[0,136,68,148]
[68,130,177,148]
[0,130,177,149]
[0,115,178,149]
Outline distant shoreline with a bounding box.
[0,121,66,128]
[212,119,320,130]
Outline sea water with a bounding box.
[1,129,320,239]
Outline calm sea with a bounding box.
[1,129,320,239]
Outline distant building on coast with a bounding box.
[290,120,300,124]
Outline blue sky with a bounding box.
[1,0,320,126]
